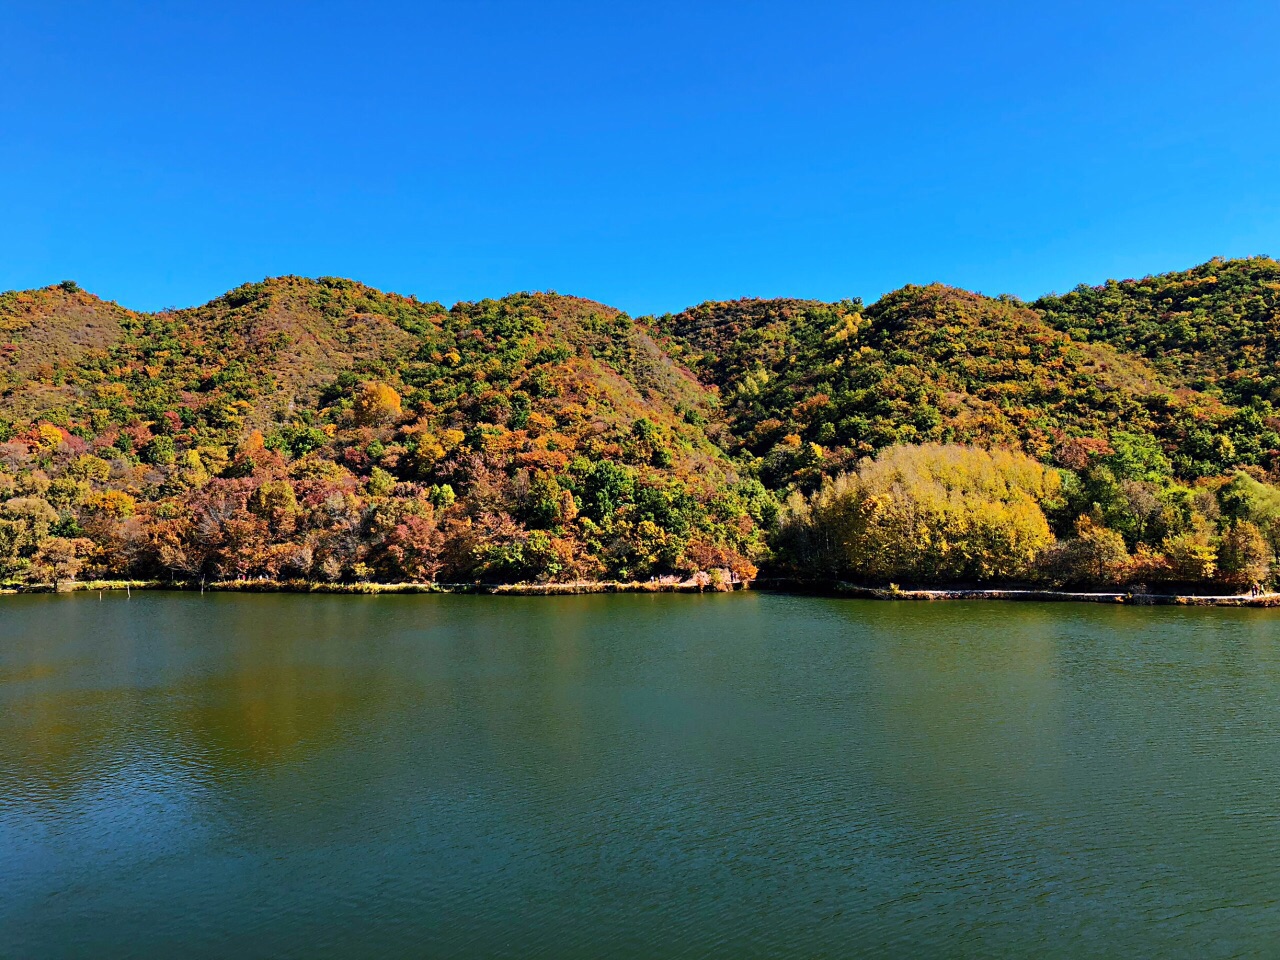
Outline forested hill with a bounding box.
[2,257,1280,591]
[654,283,1254,485]
[1035,256,1280,406]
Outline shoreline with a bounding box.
[0,578,750,597]
[1,578,1278,606]
[824,582,1280,607]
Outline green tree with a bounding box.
[1162,520,1218,582]
[1218,522,1270,587]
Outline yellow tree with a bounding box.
[353,382,402,425]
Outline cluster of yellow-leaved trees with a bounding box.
[775,444,1274,591]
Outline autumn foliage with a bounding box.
[2,258,1280,591]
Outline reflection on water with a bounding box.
[4,592,1280,958]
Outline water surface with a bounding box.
[3,592,1280,958]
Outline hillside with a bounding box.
[3,257,1280,591]
[0,278,767,586]
[651,283,1271,484]
[1035,256,1280,405]
[0,282,133,420]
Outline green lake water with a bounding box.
[3,591,1280,958]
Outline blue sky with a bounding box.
[2,1,1278,314]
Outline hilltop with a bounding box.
[2,257,1280,591]
[1035,256,1280,405]
[652,284,1252,485]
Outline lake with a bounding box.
[3,592,1280,958]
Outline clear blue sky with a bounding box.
[3,1,1278,315]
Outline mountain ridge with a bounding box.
[2,257,1278,588]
